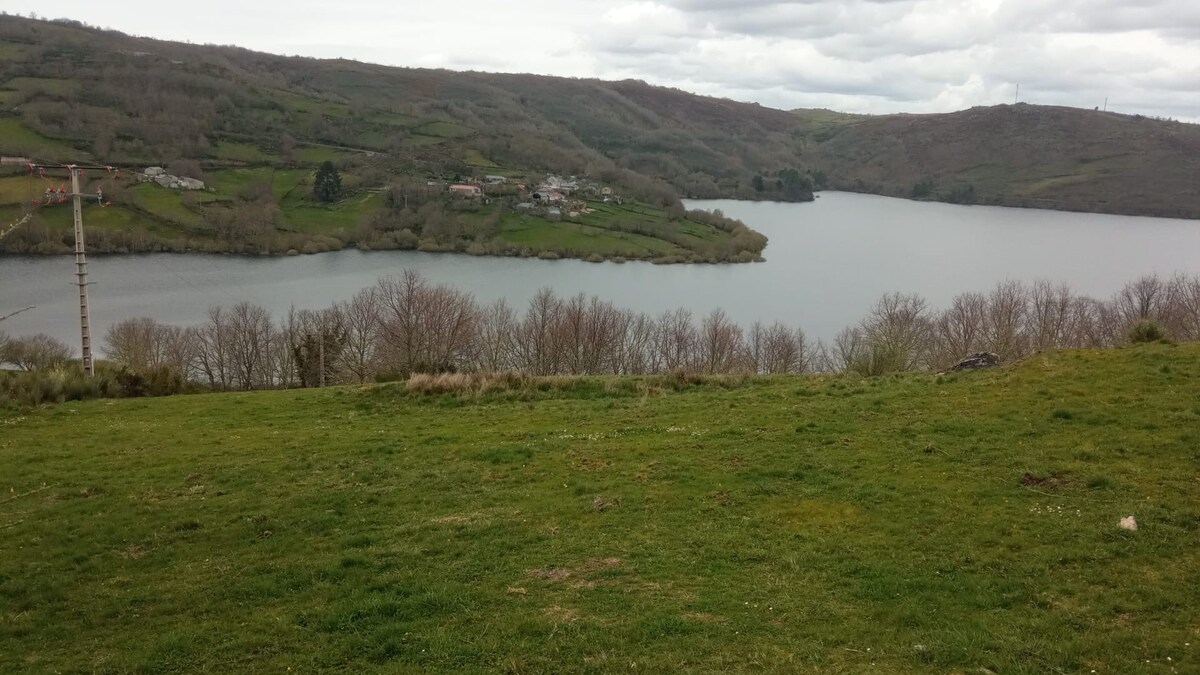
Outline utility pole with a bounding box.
[69,166,94,376]
[28,163,112,376]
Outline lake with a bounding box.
[2,191,1199,351]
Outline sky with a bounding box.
[7,0,1199,120]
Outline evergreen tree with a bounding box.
[312,161,342,203]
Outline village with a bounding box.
[445,173,620,222]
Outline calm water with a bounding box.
[2,192,1199,351]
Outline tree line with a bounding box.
[3,272,1197,394]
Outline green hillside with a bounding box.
[793,104,1200,217]
[2,13,1198,241]
[2,343,1198,673]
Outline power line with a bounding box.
[0,306,35,323]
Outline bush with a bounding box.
[0,365,122,406]
[1128,319,1167,344]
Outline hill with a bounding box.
[0,16,1197,262]
[794,104,1200,217]
[2,343,1198,672]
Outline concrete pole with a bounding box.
[70,166,94,376]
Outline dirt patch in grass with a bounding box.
[528,567,573,581]
[592,495,621,512]
[1019,472,1073,489]
[543,605,580,623]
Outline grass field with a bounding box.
[0,117,83,159]
[497,214,682,257]
[2,345,1198,673]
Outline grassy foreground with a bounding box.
[2,345,1199,673]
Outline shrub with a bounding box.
[1128,319,1167,344]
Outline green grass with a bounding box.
[280,191,385,232]
[0,116,83,159]
[131,183,207,228]
[497,214,681,256]
[0,41,25,60]
[2,76,79,97]
[210,141,277,163]
[293,145,350,163]
[464,148,497,167]
[3,345,1198,672]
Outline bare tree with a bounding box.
[517,288,562,375]
[195,307,231,389]
[984,281,1029,361]
[616,310,656,375]
[860,292,931,372]
[763,322,806,374]
[226,302,274,390]
[104,317,161,370]
[933,291,986,367]
[655,308,697,372]
[476,299,518,372]
[1164,274,1200,341]
[698,309,743,373]
[340,286,381,383]
[1115,274,1167,326]
[1028,280,1075,351]
[0,333,72,370]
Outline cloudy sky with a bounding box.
[8,0,1199,120]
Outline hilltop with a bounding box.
[1,343,1198,672]
[0,15,1197,261]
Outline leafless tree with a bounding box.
[984,281,1029,361]
[616,310,656,375]
[1164,273,1200,341]
[860,292,931,372]
[104,317,162,371]
[1029,280,1075,351]
[933,291,986,367]
[517,288,562,375]
[655,308,697,372]
[340,286,382,383]
[1114,275,1167,326]
[195,306,231,389]
[0,333,72,370]
[476,299,518,372]
[699,309,743,373]
[226,302,274,390]
[763,322,807,374]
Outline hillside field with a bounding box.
[2,344,1199,673]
